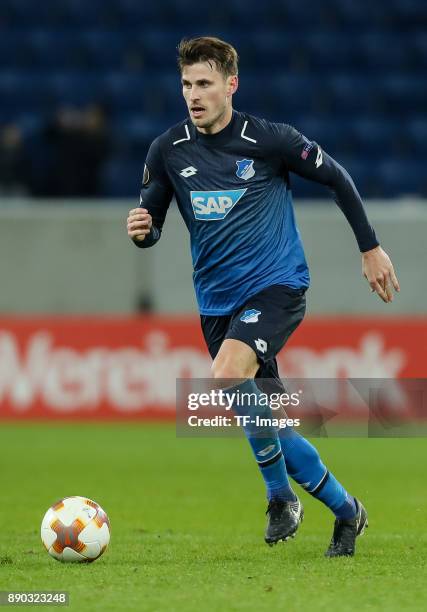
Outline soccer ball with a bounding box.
[41,496,110,562]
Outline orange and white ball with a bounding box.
[41,496,110,562]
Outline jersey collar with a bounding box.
[191,110,238,147]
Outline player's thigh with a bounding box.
[211,338,259,381]
[201,315,259,381]
[226,284,306,365]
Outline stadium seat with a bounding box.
[329,75,387,115]
[76,31,128,70]
[412,31,427,68]
[112,115,168,156]
[357,32,412,71]
[379,159,427,198]
[332,0,389,27]
[407,119,427,154]
[101,156,143,198]
[26,30,91,70]
[382,75,427,114]
[0,33,34,69]
[0,73,53,113]
[302,33,359,71]
[391,0,427,24]
[351,119,396,155]
[44,73,104,107]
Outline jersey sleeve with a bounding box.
[275,123,379,253]
[135,136,174,248]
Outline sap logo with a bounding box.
[240,309,261,324]
[236,159,255,180]
[191,189,247,220]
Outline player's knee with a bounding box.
[211,359,253,381]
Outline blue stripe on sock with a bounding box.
[279,428,356,518]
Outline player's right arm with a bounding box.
[127,137,174,248]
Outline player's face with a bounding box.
[181,62,238,134]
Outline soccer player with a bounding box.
[127,37,400,557]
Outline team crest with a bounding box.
[236,159,255,181]
[240,309,261,323]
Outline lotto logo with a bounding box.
[190,189,247,220]
[180,166,198,177]
[254,338,268,354]
[315,147,323,168]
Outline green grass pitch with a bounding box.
[0,423,426,611]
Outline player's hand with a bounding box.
[362,245,400,303]
[127,208,152,242]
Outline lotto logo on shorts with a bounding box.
[190,189,247,220]
[240,309,261,323]
[254,338,268,353]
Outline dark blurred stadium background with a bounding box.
[1,0,427,198]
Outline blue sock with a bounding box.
[228,379,296,502]
[279,428,357,519]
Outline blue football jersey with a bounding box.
[136,110,377,315]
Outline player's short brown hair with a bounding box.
[177,36,238,77]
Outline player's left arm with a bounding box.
[278,124,400,303]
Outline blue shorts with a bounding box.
[200,284,306,383]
